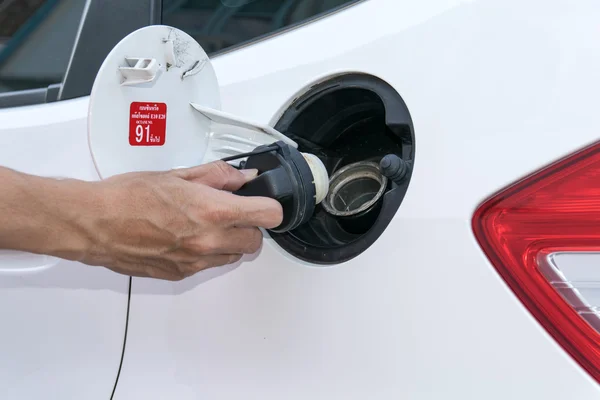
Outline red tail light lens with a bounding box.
[473,141,600,382]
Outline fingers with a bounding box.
[178,161,283,229]
[212,192,284,229]
[175,161,258,191]
[104,262,182,281]
[190,254,243,272]
[185,227,263,255]
[106,253,244,281]
[168,254,244,281]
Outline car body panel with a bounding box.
[2,0,600,398]
[110,0,600,398]
[0,98,128,399]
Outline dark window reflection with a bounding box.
[0,0,86,93]
[162,0,359,54]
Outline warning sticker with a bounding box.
[129,102,167,146]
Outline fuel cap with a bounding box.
[231,141,329,233]
[88,25,295,179]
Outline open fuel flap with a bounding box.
[88,25,295,179]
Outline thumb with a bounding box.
[175,161,258,191]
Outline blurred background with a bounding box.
[0,0,354,94]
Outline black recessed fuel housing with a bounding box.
[270,73,415,264]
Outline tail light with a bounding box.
[473,141,600,382]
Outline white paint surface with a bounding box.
[2,0,600,398]
[111,0,600,398]
[0,98,128,399]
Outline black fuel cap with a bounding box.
[232,141,327,233]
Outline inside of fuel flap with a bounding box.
[270,73,415,264]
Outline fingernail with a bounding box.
[240,169,258,179]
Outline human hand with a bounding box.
[77,161,282,280]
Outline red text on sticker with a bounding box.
[129,102,167,146]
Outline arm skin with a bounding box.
[0,167,95,261]
[0,162,283,280]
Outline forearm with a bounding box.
[0,167,97,261]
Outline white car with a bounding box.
[2,0,600,399]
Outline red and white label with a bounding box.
[129,102,167,146]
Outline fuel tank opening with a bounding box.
[322,161,387,218]
[270,73,415,264]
